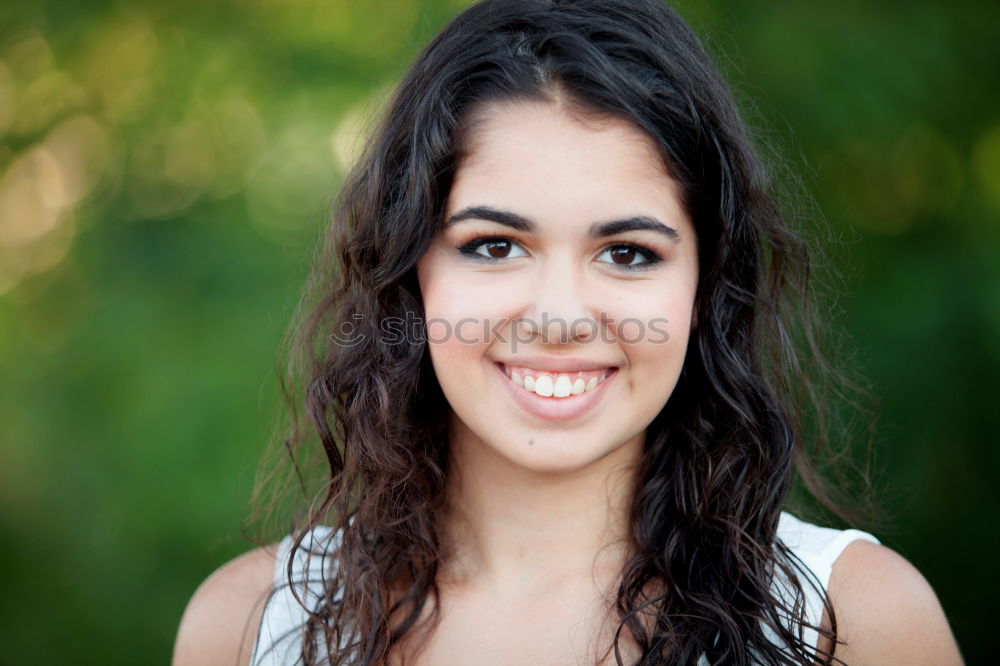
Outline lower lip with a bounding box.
[494,362,618,422]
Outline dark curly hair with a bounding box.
[249,0,875,664]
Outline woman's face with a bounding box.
[416,100,699,474]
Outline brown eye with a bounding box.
[485,240,511,258]
[597,243,661,271]
[609,246,637,265]
[458,237,528,261]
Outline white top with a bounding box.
[250,511,879,665]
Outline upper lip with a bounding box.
[496,356,619,373]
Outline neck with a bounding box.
[438,412,643,597]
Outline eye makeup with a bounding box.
[455,235,664,271]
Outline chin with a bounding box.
[472,424,640,475]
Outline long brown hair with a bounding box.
[250,1,875,663]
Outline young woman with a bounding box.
[173,1,963,664]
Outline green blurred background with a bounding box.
[0,0,996,663]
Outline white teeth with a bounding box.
[504,364,613,399]
[533,375,554,397]
[553,374,573,398]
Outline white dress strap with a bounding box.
[250,526,342,666]
[774,511,881,654]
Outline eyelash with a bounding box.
[456,235,663,271]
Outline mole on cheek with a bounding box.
[528,438,534,446]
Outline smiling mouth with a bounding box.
[497,362,617,399]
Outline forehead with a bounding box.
[448,100,684,223]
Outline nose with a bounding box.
[517,260,597,345]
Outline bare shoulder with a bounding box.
[826,539,964,665]
[172,544,279,666]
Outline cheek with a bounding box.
[604,286,694,347]
[609,283,695,415]
[422,283,491,353]
[420,251,501,320]
[419,264,492,378]
[423,312,493,425]
[419,254,522,354]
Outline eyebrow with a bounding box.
[442,205,681,243]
